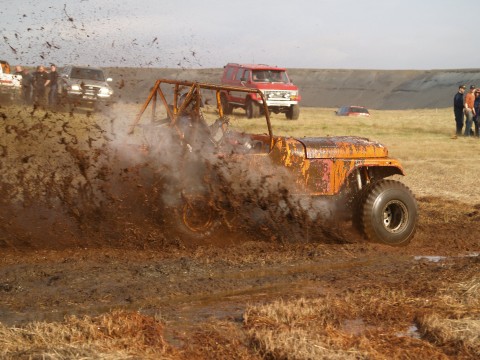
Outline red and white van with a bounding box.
[220,63,300,120]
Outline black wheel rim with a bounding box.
[382,200,408,233]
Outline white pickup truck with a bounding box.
[0,60,22,101]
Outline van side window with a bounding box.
[225,67,234,80]
[244,70,251,81]
[235,69,244,81]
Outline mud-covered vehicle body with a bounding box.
[129,79,417,246]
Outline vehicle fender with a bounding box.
[335,159,405,194]
[302,158,405,196]
[246,93,261,104]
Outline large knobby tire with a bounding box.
[246,99,260,119]
[220,94,233,115]
[286,104,300,120]
[361,180,418,246]
[351,182,374,234]
[172,195,220,240]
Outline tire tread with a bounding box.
[361,179,418,246]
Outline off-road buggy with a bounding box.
[128,79,418,246]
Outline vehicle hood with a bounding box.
[68,79,111,88]
[252,83,298,91]
[296,136,388,159]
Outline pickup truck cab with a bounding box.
[220,63,300,120]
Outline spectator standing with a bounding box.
[464,85,476,136]
[453,85,466,136]
[13,66,33,105]
[48,64,58,107]
[32,65,50,108]
[473,89,480,137]
[21,69,33,104]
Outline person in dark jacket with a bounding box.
[453,84,466,136]
[21,68,33,105]
[32,65,50,108]
[473,90,480,137]
[48,64,58,107]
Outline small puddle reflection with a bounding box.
[414,256,446,263]
[414,252,479,263]
[342,318,367,335]
[396,323,421,339]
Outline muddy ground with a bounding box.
[1,196,479,358]
[0,103,479,358]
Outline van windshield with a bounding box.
[252,70,289,83]
[71,68,105,81]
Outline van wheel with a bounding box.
[286,104,300,120]
[361,180,418,246]
[220,94,233,115]
[246,99,260,119]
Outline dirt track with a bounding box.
[0,195,479,357]
[1,103,479,358]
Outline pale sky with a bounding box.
[1,0,479,70]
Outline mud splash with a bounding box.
[0,104,347,250]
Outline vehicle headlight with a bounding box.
[99,87,111,95]
[70,84,81,91]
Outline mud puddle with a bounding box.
[414,252,479,263]
[0,250,405,326]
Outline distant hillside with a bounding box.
[105,67,480,110]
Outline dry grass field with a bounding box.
[0,102,479,359]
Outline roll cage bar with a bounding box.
[128,79,274,151]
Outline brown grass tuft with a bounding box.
[417,314,480,357]
[178,320,259,360]
[0,310,177,359]
[244,290,465,359]
[244,298,367,359]
[414,276,480,357]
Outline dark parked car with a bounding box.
[336,106,370,117]
[59,65,113,108]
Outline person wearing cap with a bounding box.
[453,85,466,136]
[464,85,476,136]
